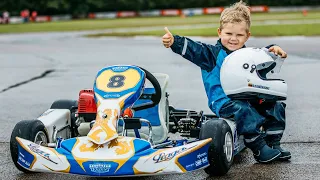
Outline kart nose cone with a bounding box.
[87,109,119,145]
[87,124,118,145]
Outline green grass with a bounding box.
[1,11,320,36]
[86,23,320,37]
[252,24,320,36]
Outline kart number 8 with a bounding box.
[107,75,125,88]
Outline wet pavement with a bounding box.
[0,32,320,180]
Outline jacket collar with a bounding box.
[217,39,246,55]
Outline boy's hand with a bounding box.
[162,27,174,48]
[269,46,287,58]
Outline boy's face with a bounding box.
[218,22,251,51]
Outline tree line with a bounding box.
[1,0,319,17]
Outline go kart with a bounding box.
[10,65,245,177]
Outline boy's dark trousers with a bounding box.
[219,100,286,152]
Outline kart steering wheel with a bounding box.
[131,67,161,111]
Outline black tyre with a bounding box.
[10,120,48,173]
[165,97,170,128]
[50,99,77,110]
[50,99,78,137]
[200,119,234,176]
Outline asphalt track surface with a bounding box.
[1,32,320,180]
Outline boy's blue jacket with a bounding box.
[170,35,232,116]
[170,35,274,116]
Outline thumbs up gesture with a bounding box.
[162,27,174,48]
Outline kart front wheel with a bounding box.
[200,119,234,176]
[10,120,48,173]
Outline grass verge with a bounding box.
[86,23,320,37]
[0,11,319,34]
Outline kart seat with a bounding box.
[119,73,169,145]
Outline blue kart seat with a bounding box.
[133,88,161,126]
[119,73,169,145]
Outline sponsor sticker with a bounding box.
[177,144,210,171]
[103,94,121,98]
[18,155,31,167]
[19,152,25,158]
[201,157,208,164]
[153,147,187,163]
[248,83,270,90]
[196,152,208,167]
[89,163,111,173]
[186,163,195,169]
[197,152,207,159]
[195,159,202,167]
[153,146,196,163]
[28,144,57,164]
[111,66,129,72]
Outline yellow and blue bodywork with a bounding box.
[16,136,211,176]
[14,65,212,176]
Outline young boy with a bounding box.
[162,1,291,163]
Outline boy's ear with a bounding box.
[246,31,251,39]
[217,28,222,36]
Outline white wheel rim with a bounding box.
[34,131,47,145]
[224,131,233,162]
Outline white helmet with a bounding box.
[220,47,287,101]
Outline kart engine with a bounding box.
[73,89,97,136]
[77,89,97,122]
[169,109,204,138]
[178,113,197,133]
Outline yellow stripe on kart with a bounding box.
[109,137,135,172]
[72,138,90,172]
[48,148,71,173]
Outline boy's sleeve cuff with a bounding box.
[170,35,184,52]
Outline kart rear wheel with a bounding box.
[10,120,48,173]
[50,99,77,110]
[200,119,234,176]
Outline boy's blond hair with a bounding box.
[220,0,251,32]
